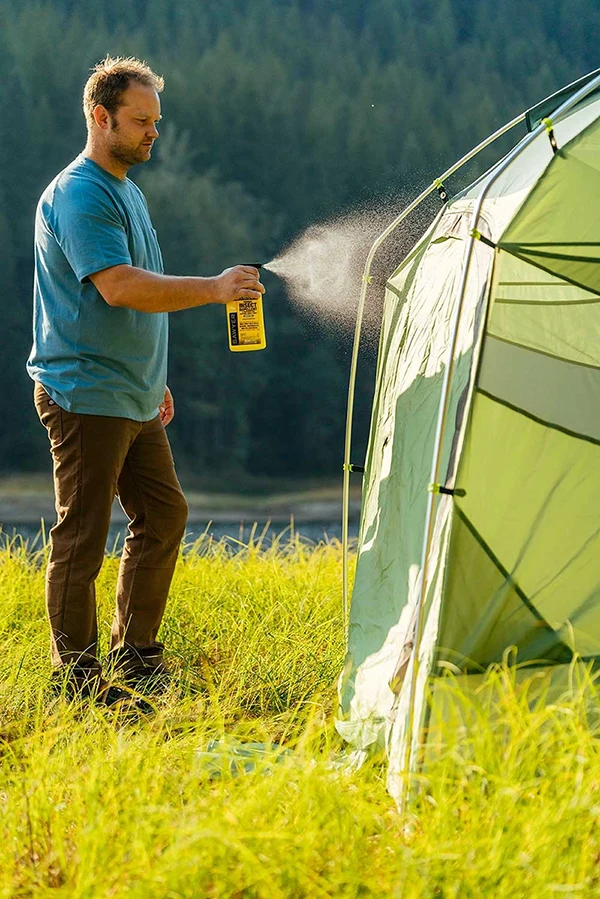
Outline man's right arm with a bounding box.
[90,264,264,313]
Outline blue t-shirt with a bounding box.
[27,155,167,421]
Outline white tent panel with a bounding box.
[338,208,494,749]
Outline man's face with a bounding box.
[104,83,161,168]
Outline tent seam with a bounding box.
[477,387,600,447]
[451,506,573,660]
[494,248,600,297]
[495,297,600,307]
[484,333,600,371]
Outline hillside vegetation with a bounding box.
[3,0,599,484]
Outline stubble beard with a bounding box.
[108,122,151,169]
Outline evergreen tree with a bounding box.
[1,0,597,482]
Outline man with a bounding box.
[27,56,265,707]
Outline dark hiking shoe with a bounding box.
[106,643,172,695]
[50,662,104,702]
[98,684,155,717]
[126,667,171,696]
[49,666,154,716]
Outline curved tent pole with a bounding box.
[400,70,600,809]
[341,109,527,629]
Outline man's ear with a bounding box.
[92,104,111,131]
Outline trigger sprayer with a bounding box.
[226,264,266,352]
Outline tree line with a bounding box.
[1,0,597,486]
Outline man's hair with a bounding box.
[83,55,164,127]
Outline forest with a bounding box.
[1,0,598,486]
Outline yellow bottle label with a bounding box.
[226,296,267,352]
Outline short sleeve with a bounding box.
[49,180,132,283]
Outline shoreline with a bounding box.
[0,476,362,525]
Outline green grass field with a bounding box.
[1,535,600,898]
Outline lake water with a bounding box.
[1,520,360,553]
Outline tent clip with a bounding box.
[343,463,365,474]
[470,229,496,250]
[428,483,466,497]
[542,117,559,154]
[434,178,449,202]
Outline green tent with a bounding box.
[337,70,600,806]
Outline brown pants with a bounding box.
[34,382,188,673]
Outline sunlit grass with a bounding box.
[1,534,600,897]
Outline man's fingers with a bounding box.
[237,269,265,291]
[240,266,260,277]
[237,279,265,296]
[238,289,264,299]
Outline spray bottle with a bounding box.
[226,264,267,352]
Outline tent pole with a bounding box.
[341,110,527,632]
[399,71,600,812]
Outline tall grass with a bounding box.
[1,534,599,897]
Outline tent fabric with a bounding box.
[488,254,600,367]
[337,208,492,746]
[338,76,600,797]
[456,92,600,211]
[525,69,600,132]
[498,115,600,295]
[478,335,600,443]
[442,388,600,662]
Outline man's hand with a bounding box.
[159,386,174,426]
[213,266,265,305]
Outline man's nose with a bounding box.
[147,123,159,139]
